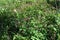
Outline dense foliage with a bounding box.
[0,0,60,40]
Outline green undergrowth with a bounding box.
[0,0,60,40]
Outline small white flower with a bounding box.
[13,9,17,13]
